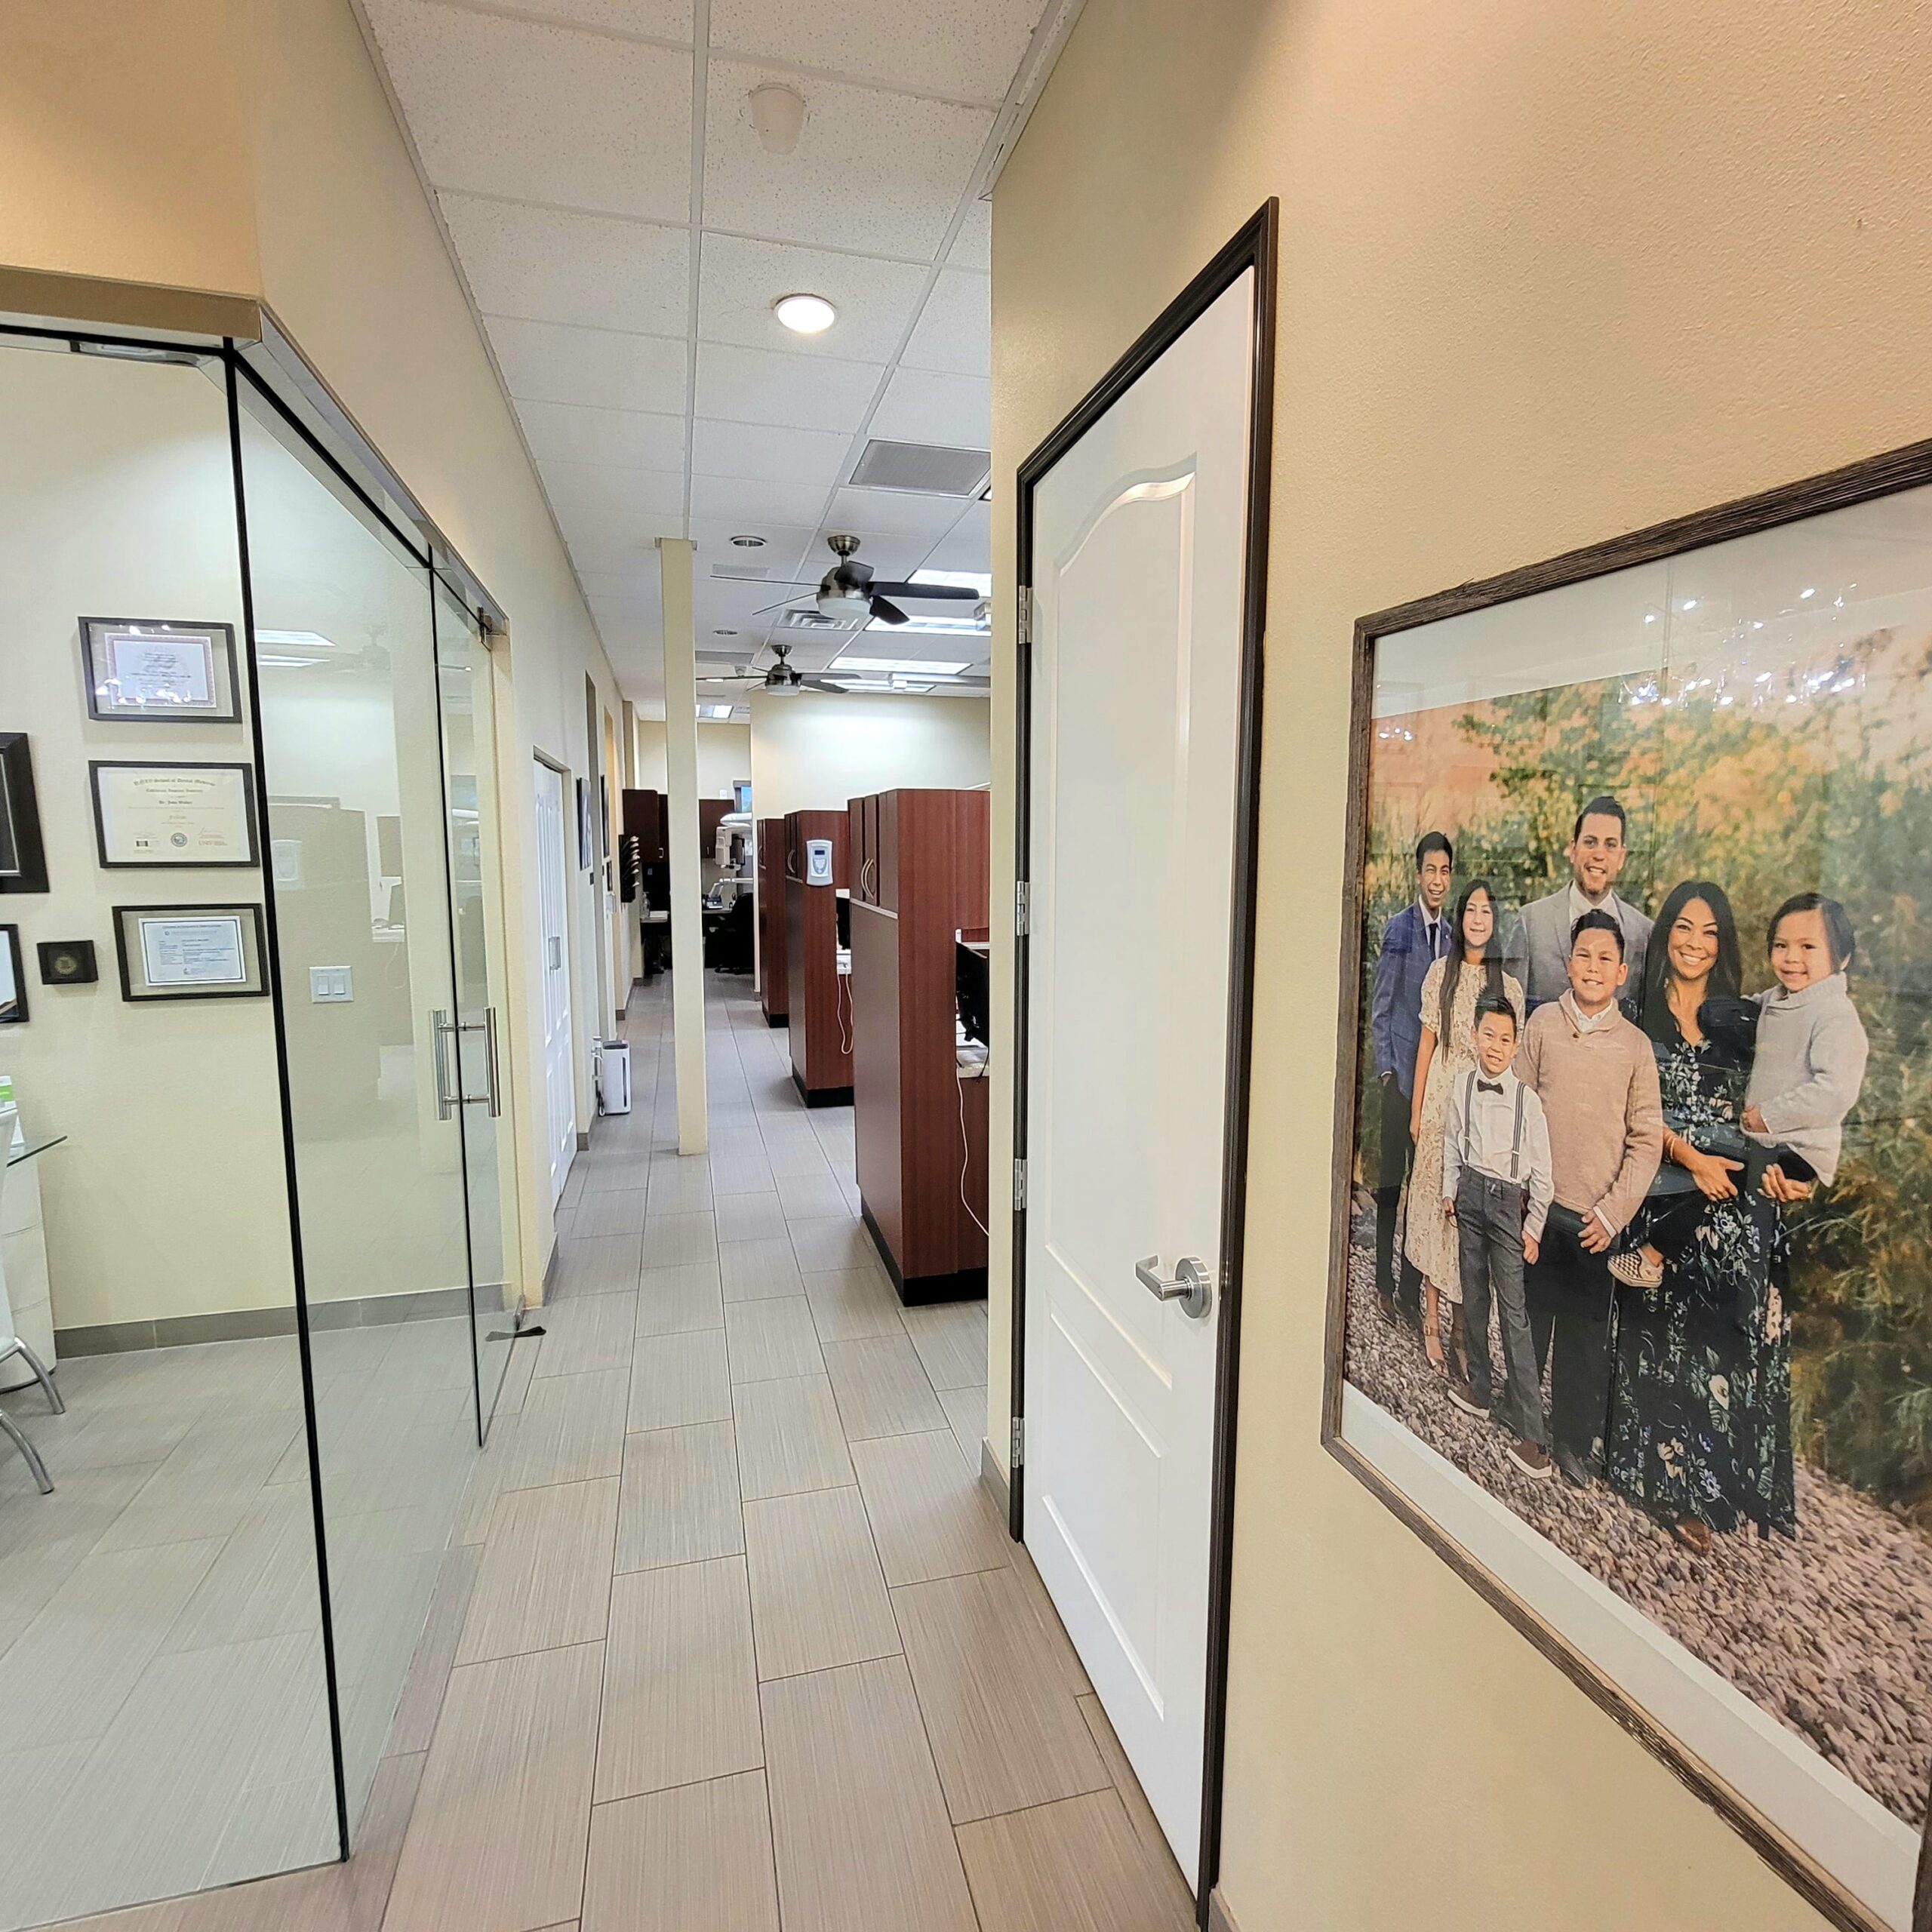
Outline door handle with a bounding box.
[431,1008,457,1120]
[1134,1254,1213,1320]
[481,1004,503,1118]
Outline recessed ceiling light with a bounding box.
[774,293,837,335]
[730,534,765,548]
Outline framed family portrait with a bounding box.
[0,733,48,894]
[1326,444,1932,1930]
[112,903,266,1002]
[81,617,240,724]
[89,761,259,869]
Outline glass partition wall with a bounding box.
[0,324,521,1927]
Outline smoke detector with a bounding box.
[747,84,805,155]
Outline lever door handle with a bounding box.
[1134,1254,1213,1320]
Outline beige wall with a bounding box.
[1,0,631,1302]
[633,720,752,800]
[989,1,1932,1927]
[748,691,990,823]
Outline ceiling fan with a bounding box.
[699,639,844,697]
[755,532,986,629]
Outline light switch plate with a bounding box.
[309,965,353,1003]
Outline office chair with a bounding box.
[0,1149,61,1494]
[705,894,755,975]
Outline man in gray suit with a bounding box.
[1503,795,1652,1008]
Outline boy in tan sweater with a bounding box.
[1515,910,1663,1487]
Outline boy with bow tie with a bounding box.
[1442,994,1555,1476]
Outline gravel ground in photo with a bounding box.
[1342,1235,1932,1827]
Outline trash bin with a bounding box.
[595,1039,632,1115]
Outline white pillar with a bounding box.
[657,537,708,1155]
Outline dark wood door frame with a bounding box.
[1006,199,1278,1924]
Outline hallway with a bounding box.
[60,978,1192,1932]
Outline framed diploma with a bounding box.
[90,761,259,869]
[113,903,267,1001]
[81,618,241,724]
[0,925,24,1024]
[0,734,49,894]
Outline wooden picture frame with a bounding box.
[1324,438,1932,1932]
[0,734,48,895]
[89,761,260,870]
[80,617,241,724]
[112,903,268,1002]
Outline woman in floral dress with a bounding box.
[1606,881,1806,1552]
[1402,881,1524,1377]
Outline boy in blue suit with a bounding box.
[1370,831,1454,1326]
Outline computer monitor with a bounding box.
[956,941,990,1048]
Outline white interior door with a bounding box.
[534,758,577,1205]
[1023,271,1255,1875]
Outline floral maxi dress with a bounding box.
[1606,1016,1797,1537]
[1400,958,1525,1301]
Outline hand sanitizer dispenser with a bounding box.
[804,838,834,886]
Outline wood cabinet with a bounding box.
[783,809,852,1103]
[848,789,991,1302]
[621,788,667,859]
[756,815,788,1024]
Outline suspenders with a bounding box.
[1461,1069,1527,1183]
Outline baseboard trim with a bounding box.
[57,1282,472,1356]
[979,1433,1011,1518]
[1206,1887,1242,1932]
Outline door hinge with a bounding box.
[1010,1417,1025,1468]
[1014,880,1030,938]
[1012,1158,1028,1212]
[1016,585,1032,649]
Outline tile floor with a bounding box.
[41,974,1195,1932]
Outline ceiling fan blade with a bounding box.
[870,581,981,600]
[750,596,813,617]
[869,595,910,626]
[800,678,847,694]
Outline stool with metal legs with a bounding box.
[0,1137,59,1494]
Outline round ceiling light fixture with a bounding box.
[774,292,837,336]
[729,534,766,547]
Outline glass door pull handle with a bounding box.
[1134,1254,1213,1320]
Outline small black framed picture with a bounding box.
[0,924,25,1023]
[113,903,268,1002]
[81,618,241,724]
[0,734,48,895]
[37,940,97,986]
[90,761,260,869]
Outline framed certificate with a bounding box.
[0,924,24,1024]
[113,903,267,1001]
[90,761,259,869]
[81,618,240,724]
[0,734,49,895]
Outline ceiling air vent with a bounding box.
[710,563,771,580]
[778,608,861,632]
[848,439,992,498]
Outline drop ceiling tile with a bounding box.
[947,198,992,272]
[365,1,691,219]
[556,496,687,572]
[488,316,688,415]
[830,627,989,666]
[579,569,666,613]
[823,487,970,540]
[500,0,693,36]
[900,269,989,379]
[703,59,992,259]
[915,500,992,575]
[810,531,928,581]
[520,399,688,470]
[694,343,881,433]
[694,576,818,628]
[869,367,991,450]
[441,195,691,333]
[708,0,1036,103]
[540,459,688,519]
[692,417,853,485]
[688,475,834,527]
[697,233,927,364]
[689,518,815,580]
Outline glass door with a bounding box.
[432,576,522,1430]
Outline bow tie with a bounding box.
[1476,1079,1505,1095]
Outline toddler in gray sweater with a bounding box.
[1743,893,1869,1188]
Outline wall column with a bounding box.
[657,537,708,1154]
